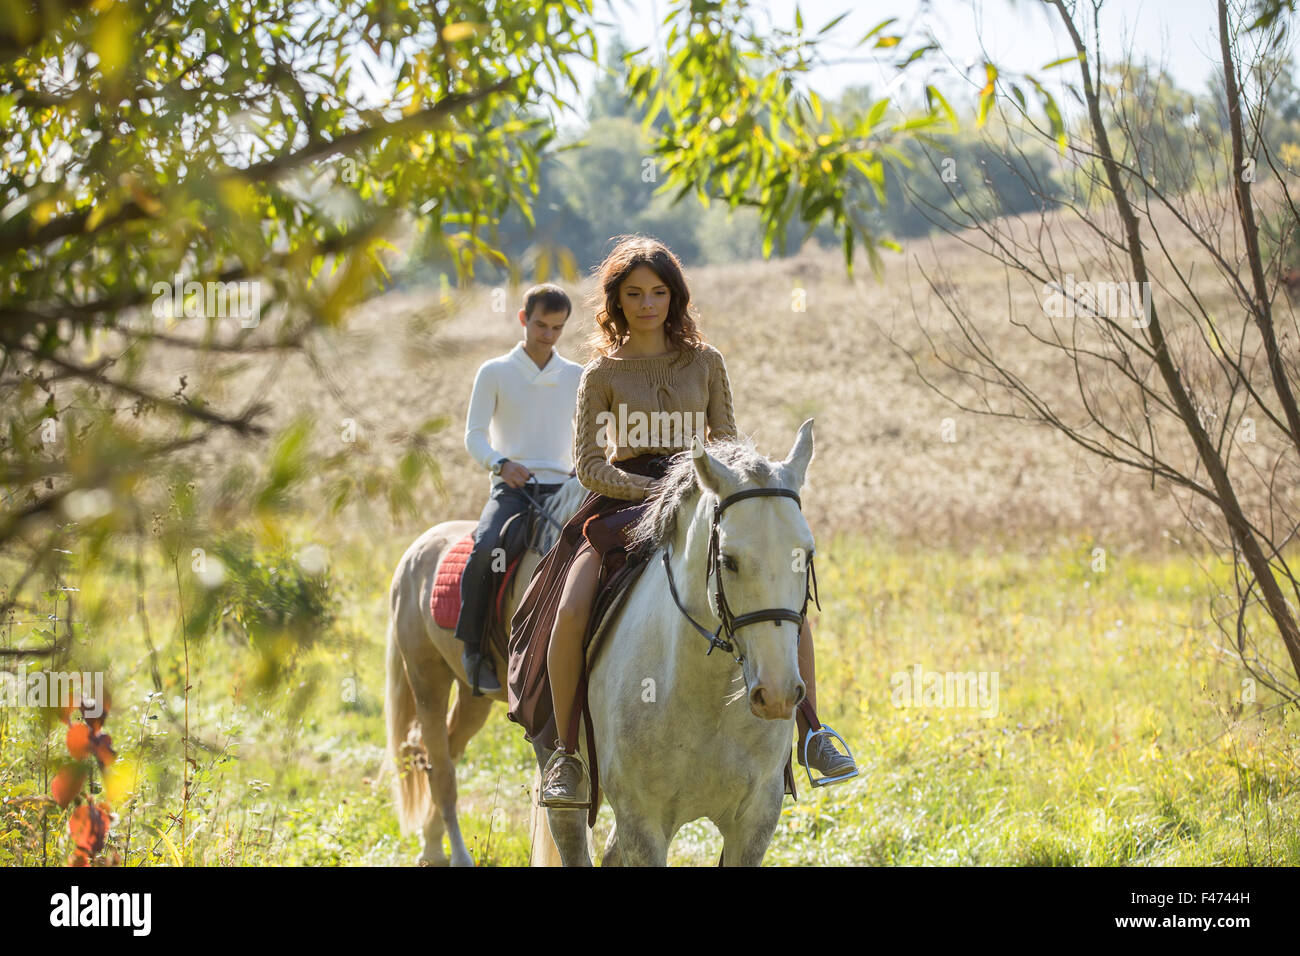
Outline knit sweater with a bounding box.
[574,343,738,501]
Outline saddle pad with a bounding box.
[432,532,475,629]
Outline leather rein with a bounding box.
[662,487,820,662]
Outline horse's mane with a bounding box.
[627,435,784,553]
[532,477,589,554]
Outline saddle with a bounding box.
[431,508,538,661]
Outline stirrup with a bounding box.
[801,724,860,789]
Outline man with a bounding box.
[458,284,583,694]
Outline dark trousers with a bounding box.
[454,481,561,652]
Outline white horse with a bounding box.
[383,476,587,866]
[543,421,818,866]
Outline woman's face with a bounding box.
[617,264,671,335]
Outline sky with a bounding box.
[560,0,1261,127]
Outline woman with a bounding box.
[507,235,854,808]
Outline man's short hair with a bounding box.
[523,283,571,320]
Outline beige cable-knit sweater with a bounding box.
[573,343,738,500]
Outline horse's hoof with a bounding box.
[417,855,449,867]
[450,853,476,867]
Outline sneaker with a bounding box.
[538,748,590,809]
[461,648,501,695]
[799,729,857,780]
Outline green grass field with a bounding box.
[4,525,1296,867]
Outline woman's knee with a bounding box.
[555,552,600,631]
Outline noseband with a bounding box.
[662,487,821,662]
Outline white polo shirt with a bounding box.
[464,342,583,488]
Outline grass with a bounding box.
[3,523,1296,866]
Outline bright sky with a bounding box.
[565,0,1255,127]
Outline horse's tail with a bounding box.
[385,589,430,835]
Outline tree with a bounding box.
[0,0,598,654]
[2,0,970,661]
[891,0,1300,701]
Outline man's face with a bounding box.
[523,308,568,348]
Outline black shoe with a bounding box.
[461,648,501,695]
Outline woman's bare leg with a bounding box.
[796,617,817,739]
[548,546,603,751]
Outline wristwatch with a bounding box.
[491,457,509,476]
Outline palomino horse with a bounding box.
[383,477,586,866]
[541,421,818,866]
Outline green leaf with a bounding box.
[858,17,898,45]
[1040,90,1067,153]
[819,11,850,35]
[925,85,958,130]
[1041,52,1085,70]
[866,96,891,128]
[897,43,937,68]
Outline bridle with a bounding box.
[662,486,820,662]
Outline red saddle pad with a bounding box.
[432,532,475,629]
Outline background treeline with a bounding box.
[408,38,1300,284]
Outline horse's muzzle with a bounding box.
[749,681,806,720]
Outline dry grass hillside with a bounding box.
[153,197,1300,555]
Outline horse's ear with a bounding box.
[781,418,815,487]
[691,435,735,496]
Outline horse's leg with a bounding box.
[531,741,593,867]
[718,804,782,867]
[404,641,476,867]
[603,807,668,867]
[419,802,447,867]
[446,681,493,762]
[544,807,595,867]
[388,593,438,866]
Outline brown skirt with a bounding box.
[506,454,672,744]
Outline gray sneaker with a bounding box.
[799,730,857,780]
[461,648,501,695]
[539,748,590,809]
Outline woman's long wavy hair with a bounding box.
[585,235,705,360]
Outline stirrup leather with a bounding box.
[801,724,859,789]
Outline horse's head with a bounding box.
[689,419,817,721]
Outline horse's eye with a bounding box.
[721,554,738,572]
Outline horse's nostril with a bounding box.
[794,684,807,707]
[751,687,766,709]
